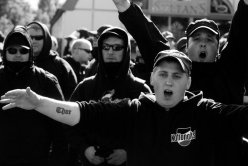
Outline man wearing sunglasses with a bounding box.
[63,38,93,82]
[27,21,77,100]
[0,25,68,166]
[68,27,152,166]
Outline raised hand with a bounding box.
[112,0,131,12]
[0,87,40,110]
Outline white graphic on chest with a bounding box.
[171,127,196,147]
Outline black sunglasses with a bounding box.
[102,44,124,51]
[30,35,44,40]
[6,47,29,54]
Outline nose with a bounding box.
[107,47,114,54]
[15,51,22,57]
[200,39,207,48]
[165,77,173,86]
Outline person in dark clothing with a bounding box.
[3,49,248,166]
[63,38,93,82]
[27,21,78,100]
[0,25,68,166]
[130,44,150,87]
[112,0,248,165]
[69,27,152,166]
[114,0,248,104]
[84,24,113,78]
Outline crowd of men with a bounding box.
[0,0,248,166]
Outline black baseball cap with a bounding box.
[153,50,192,75]
[186,18,220,39]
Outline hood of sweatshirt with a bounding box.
[2,25,34,73]
[27,21,52,61]
[97,27,131,81]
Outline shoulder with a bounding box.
[77,75,96,87]
[34,66,59,83]
[130,75,152,93]
[52,54,75,71]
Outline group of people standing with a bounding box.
[0,0,248,166]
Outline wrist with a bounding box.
[34,95,44,111]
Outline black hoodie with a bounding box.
[27,21,78,100]
[69,27,152,165]
[117,1,248,165]
[0,25,68,166]
[76,91,248,166]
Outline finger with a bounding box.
[107,152,116,159]
[26,87,32,96]
[2,103,16,110]
[107,158,117,164]
[1,94,15,100]
[0,98,14,103]
[92,157,104,164]
[2,89,25,98]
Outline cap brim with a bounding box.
[189,26,219,36]
[154,55,187,72]
[20,45,30,49]
[8,45,30,49]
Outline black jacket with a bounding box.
[0,26,68,166]
[76,91,248,166]
[117,1,248,165]
[118,0,248,105]
[27,21,78,100]
[69,27,152,166]
[63,55,87,82]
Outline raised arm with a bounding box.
[0,87,80,126]
[113,0,169,71]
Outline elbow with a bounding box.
[66,113,80,126]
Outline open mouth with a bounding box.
[199,52,207,59]
[164,89,173,97]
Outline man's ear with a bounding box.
[186,76,192,90]
[150,72,154,86]
[185,43,189,54]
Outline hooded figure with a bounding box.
[69,27,152,166]
[2,25,33,73]
[0,25,68,166]
[27,21,77,100]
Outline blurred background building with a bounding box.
[51,0,239,41]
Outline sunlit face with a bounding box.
[102,36,124,63]
[71,41,92,64]
[186,29,219,62]
[27,26,44,57]
[6,46,29,62]
[150,60,191,110]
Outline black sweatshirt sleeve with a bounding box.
[202,99,248,139]
[219,0,248,97]
[118,3,170,72]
